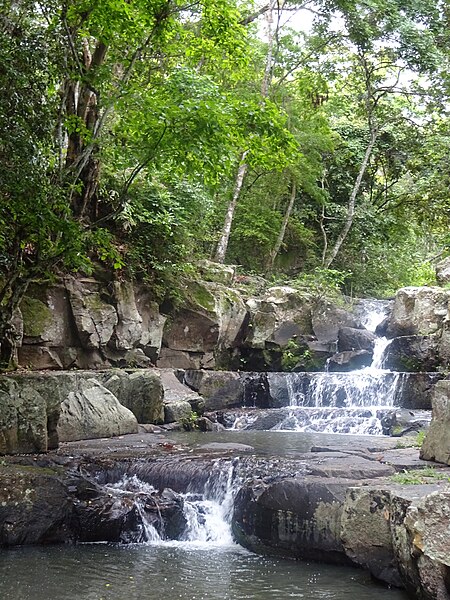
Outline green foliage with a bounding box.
[290,269,352,300]
[391,467,450,485]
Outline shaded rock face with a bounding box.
[0,466,71,546]
[338,327,376,352]
[326,349,372,372]
[384,335,440,372]
[420,380,450,465]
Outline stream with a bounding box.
[0,301,417,599]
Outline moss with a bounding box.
[20,296,52,337]
[186,281,216,312]
[84,293,108,311]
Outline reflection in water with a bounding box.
[0,544,409,600]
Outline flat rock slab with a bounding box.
[300,452,395,479]
[197,442,254,453]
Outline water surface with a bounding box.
[0,543,410,600]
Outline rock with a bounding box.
[110,281,143,350]
[327,350,372,371]
[66,278,118,349]
[436,256,450,285]
[0,465,71,545]
[420,380,450,465]
[390,486,450,600]
[386,287,450,338]
[159,369,203,408]
[197,260,236,285]
[232,476,355,563]
[164,401,193,424]
[20,285,76,346]
[184,369,244,411]
[57,378,138,442]
[311,300,362,348]
[338,327,376,352]
[157,348,202,369]
[0,375,62,454]
[101,370,164,424]
[398,373,443,410]
[383,335,440,372]
[197,416,225,432]
[135,288,166,361]
[341,487,403,586]
[245,286,313,350]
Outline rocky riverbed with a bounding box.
[1,431,449,600]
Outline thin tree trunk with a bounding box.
[266,179,296,273]
[214,0,277,264]
[214,151,249,263]
[323,129,377,268]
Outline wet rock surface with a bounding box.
[0,430,449,599]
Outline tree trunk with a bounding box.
[214,0,276,264]
[323,129,378,268]
[214,151,249,263]
[266,179,296,273]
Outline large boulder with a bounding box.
[311,300,362,349]
[383,335,440,372]
[327,349,372,372]
[0,374,64,454]
[57,378,138,442]
[183,369,244,411]
[232,476,355,563]
[420,380,450,465]
[0,465,71,546]
[341,487,403,586]
[245,286,313,350]
[338,327,376,352]
[110,281,143,350]
[158,369,203,422]
[66,277,118,349]
[100,370,165,424]
[386,287,450,338]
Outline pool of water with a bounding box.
[0,543,410,600]
[165,429,397,458]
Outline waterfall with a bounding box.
[105,462,239,546]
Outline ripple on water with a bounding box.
[0,544,409,600]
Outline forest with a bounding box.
[1,0,449,367]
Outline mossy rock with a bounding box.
[184,281,216,313]
[20,296,53,338]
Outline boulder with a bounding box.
[0,465,71,546]
[245,286,313,350]
[338,327,376,352]
[386,287,450,338]
[65,278,118,349]
[100,370,164,424]
[134,287,167,361]
[420,380,450,465]
[183,369,243,411]
[110,281,143,350]
[232,476,355,563]
[436,256,450,285]
[57,378,138,442]
[161,280,247,369]
[311,300,362,348]
[327,350,372,372]
[164,401,193,424]
[341,487,403,586]
[383,335,440,372]
[196,259,236,285]
[0,375,64,454]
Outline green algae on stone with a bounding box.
[20,296,52,338]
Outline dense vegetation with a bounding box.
[1,0,449,367]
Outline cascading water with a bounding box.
[104,461,239,547]
[232,300,407,435]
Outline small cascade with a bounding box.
[103,461,239,546]
[288,371,404,408]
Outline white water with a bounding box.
[274,302,402,435]
[108,463,239,547]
